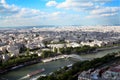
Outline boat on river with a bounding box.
[27,68,45,77]
[11,65,24,70]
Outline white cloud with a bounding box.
[101,13,118,17]
[46,0,120,20]
[87,7,120,18]
[52,11,63,16]
[91,7,119,15]
[1,0,5,4]
[46,1,57,7]
[0,0,48,26]
[0,0,46,18]
[0,0,71,26]
[93,0,111,2]
[57,1,93,8]
[50,0,94,11]
[0,0,19,15]
[46,0,112,11]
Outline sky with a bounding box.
[0,0,120,27]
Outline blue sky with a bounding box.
[0,0,120,27]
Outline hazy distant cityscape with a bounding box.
[0,26,120,57]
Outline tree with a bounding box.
[19,45,27,53]
[26,48,30,56]
[41,51,55,58]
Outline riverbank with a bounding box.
[0,58,76,80]
[0,46,119,75]
[0,54,74,75]
[96,46,120,51]
[80,47,120,60]
[0,54,76,74]
[38,52,120,80]
[0,58,41,74]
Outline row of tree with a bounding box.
[0,52,39,70]
[41,51,56,58]
[40,45,96,59]
[59,45,96,54]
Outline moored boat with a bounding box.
[27,68,45,77]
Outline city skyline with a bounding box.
[0,0,120,27]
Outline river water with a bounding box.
[0,58,76,80]
[80,48,120,59]
[0,48,120,80]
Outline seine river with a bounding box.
[0,58,76,80]
[0,48,120,80]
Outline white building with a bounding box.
[47,44,65,49]
[66,42,81,48]
[81,40,105,47]
[7,45,19,57]
[26,42,45,50]
[47,44,65,53]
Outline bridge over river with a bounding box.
[68,54,90,61]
